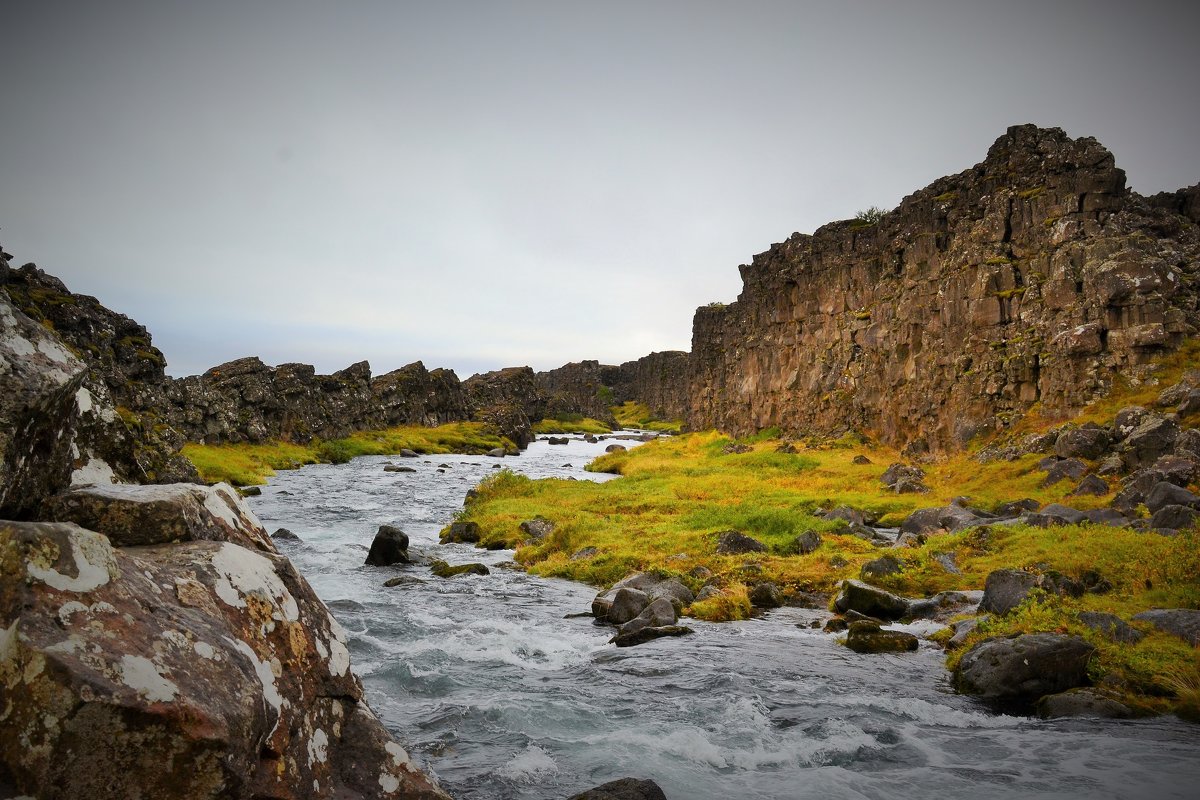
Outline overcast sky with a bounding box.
[2,1,1197,378]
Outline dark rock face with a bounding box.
[365,525,410,566]
[607,351,692,423]
[568,777,668,800]
[0,519,449,800]
[749,581,783,608]
[684,126,1200,453]
[954,633,1096,700]
[1055,426,1111,460]
[535,360,619,424]
[979,569,1042,615]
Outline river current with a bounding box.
[250,435,1200,800]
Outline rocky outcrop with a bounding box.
[685,125,1200,452]
[608,351,691,422]
[536,360,620,423]
[1,262,198,488]
[0,516,448,799]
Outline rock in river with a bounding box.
[953,633,1095,701]
[365,524,410,566]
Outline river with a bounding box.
[250,434,1200,800]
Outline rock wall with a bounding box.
[686,125,1200,452]
[609,351,691,422]
[536,360,619,423]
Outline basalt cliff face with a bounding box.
[687,125,1200,452]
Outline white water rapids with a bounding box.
[250,435,1200,799]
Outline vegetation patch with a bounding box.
[183,422,512,485]
[611,400,683,432]
[533,415,613,435]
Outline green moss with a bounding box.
[993,287,1028,299]
[1017,186,1046,199]
[933,191,958,203]
[611,401,682,432]
[533,416,612,435]
[984,257,1013,266]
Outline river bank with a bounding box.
[251,435,1200,799]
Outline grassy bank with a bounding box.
[611,401,683,433]
[183,422,514,486]
[532,415,613,435]
[455,430,1200,714]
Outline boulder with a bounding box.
[42,482,274,552]
[272,527,300,541]
[0,520,448,800]
[881,463,924,488]
[852,455,872,465]
[1175,428,1200,459]
[1145,481,1200,514]
[1077,611,1144,644]
[1040,458,1088,487]
[1122,414,1180,469]
[1069,475,1110,497]
[834,580,910,621]
[906,590,984,620]
[398,448,420,457]
[365,525,410,566]
[383,465,416,473]
[993,498,1040,517]
[614,598,679,641]
[1149,504,1199,530]
[486,447,506,458]
[1038,503,1088,524]
[978,569,1042,615]
[606,587,651,625]
[899,504,983,534]
[749,581,783,608]
[611,625,693,648]
[1095,454,1125,476]
[518,517,554,540]
[714,530,767,554]
[844,620,919,654]
[1054,426,1111,460]
[790,529,822,554]
[860,555,903,581]
[1036,689,1135,720]
[947,617,983,649]
[604,444,626,453]
[568,778,668,800]
[953,634,1095,700]
[1149,454,1200,485]
[440,520,481,544]
[429,560,489,578]
[592,572,695,621]
[1080,508,1129,527]
[1112,406,1149,440]
[1131,609,1200,645]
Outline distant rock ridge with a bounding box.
[685,124,1200,451]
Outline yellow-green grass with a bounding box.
[455,429,1200,712]
[532,416,613,435]
[610,401,683,433]
[183,422,513,486]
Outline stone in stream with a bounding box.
[606,587,651,625]
[365,524,410,566]
[486,447,506,458]
[272,527,301,541]
[384,464,416,472]
[440,520,481,544]
[398,448,420,457]
[430,560,490,578]
[844,620,919,654]
[593,572,695,621]
[953,633,1095,701]
[568,778,667,800]
[611,624,693,648]
[833,580,911,621]
[1036,689,1135,720]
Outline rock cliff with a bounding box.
[687,125,1200,451]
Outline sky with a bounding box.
[1,1,1197,379]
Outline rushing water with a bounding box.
[251,435,1200,800]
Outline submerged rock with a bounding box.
[611,624,693,648]
[844,620,919,654]
[1036,689,1135,720]
[430,560,490,578]
[567,777,668,799]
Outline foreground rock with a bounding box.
[1036,688,1135,720]
[953,634,1095,702]
[42,482,274,551]
[568,777,668,800]
[0,520,448,799]
[833,580,911,621]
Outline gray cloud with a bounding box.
[2,0,1196,377]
